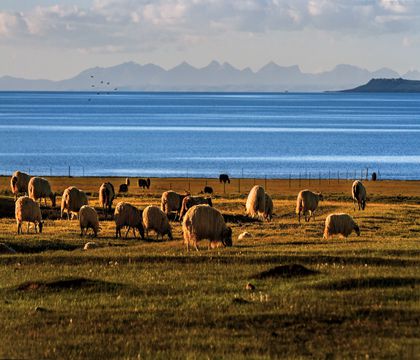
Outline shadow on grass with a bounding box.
[3,240,80,254]
[11,277,138,294]
[315,277,420,290]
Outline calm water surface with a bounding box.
[0,91,419,179]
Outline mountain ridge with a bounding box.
[1,61,419,92]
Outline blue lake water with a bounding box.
[0,91,419,179]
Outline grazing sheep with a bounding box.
[203,186,213,194]
[296,190,324,223]
[119,184,128,193]
[79,205,100,237]
[142,206,172,240]
[219,174,230,184]
[179,196,213,221]
[99,182,115,219]
[60,186,88,220]
[28,177,56,207]
[114,202,144,239]
[182,205,232,251]
[160,190,187,220]
[125,178,130,186]
[10,171,31,200]
[15,196,43,234]
[352,180,367,210]
[246,185,266,220]
[323,213,360,239]
[264,193,273,222]
[138,178,151,189]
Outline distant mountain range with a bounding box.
[342,78,420,92]
[1,61,420,92]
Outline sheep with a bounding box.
[114,202,145,239]
[79,205,100,237]
[352,180,367,210]
[182,205,232,251]
[245,185,266,220]
[323,213,360,239]
[264,193,274,222]
[179,196,213,221]
[10,171,31,200]
[296,190,324,223]
[138,178,151,189]
[15,196,43,234]
[219,174,230,184]
[142,206,173,240]
[203,186,213,194]
[28,177,56,207]
[125,178,130,186]
[119,184,128,193]
[99,182,115,219]
[60,186,88,220]
[160,190,187,220]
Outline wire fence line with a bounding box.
[0,166,382,180]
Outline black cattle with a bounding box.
[219,174,230,184]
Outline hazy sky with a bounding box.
[1,0,420,79]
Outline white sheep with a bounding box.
[61,186,88,220]
[160,190,187,220]
[352,180,367,210]
[296,190,324,223]
[179,196,213,220]
[114,202,144,239]
[28,177,56,207]
[15,196,43,234]
[182,205,232,251]
[264,193,273,222]
[142,206,173,240]
[323,213,360,239]
[10,171,31,200]
[99,182,115,219]
[79,205,100,237]
[245,185,266,220]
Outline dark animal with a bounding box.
[219,174,230,184]
[99,182,115,219]
[203,186,213,194]
[138,178,151,189]
[179,196,213,221]
[352,180,366,211]
[371,172,377,181]
[119,184,128,193]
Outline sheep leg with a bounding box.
[27,222,30,234]
[17,222,21,234]
[298,212,301,223]
[125,227,130,238]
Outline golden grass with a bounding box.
[0,176,419,359]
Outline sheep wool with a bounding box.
[114,202,144,239]
[15,196,43,234]
[352,180,367,210]
[79,205,100,237]
[246,185,266,219]
[142,206,172,240]
[296,190,323,223]
[61,186,88,219]
[179,196,213,220]
[182,205,232,251]
[28,177,56,207]
[160,191,186,219]
[99,182,115,218]
[10,171,31,199]
[323,213,360,239]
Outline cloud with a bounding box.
[0,0,420,53]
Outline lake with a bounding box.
[0,91,419,179]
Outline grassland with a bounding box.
[0,176,419,359]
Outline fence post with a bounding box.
[68,166,71,177]
[299,172,301,187]
[309,172,311,186]
[328,170,331,184]
[319,171,321,185]
[264,175,267,190]
[238,178,240,193]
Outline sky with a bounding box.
[1,0,420,80]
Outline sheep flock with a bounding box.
[4,173,377,251]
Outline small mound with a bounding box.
[223,214,260,224]
[254,264,318,279]
[14,277,130,292]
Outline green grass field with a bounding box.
[0,176,419,359]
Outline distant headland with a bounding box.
[342,78,420,92]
